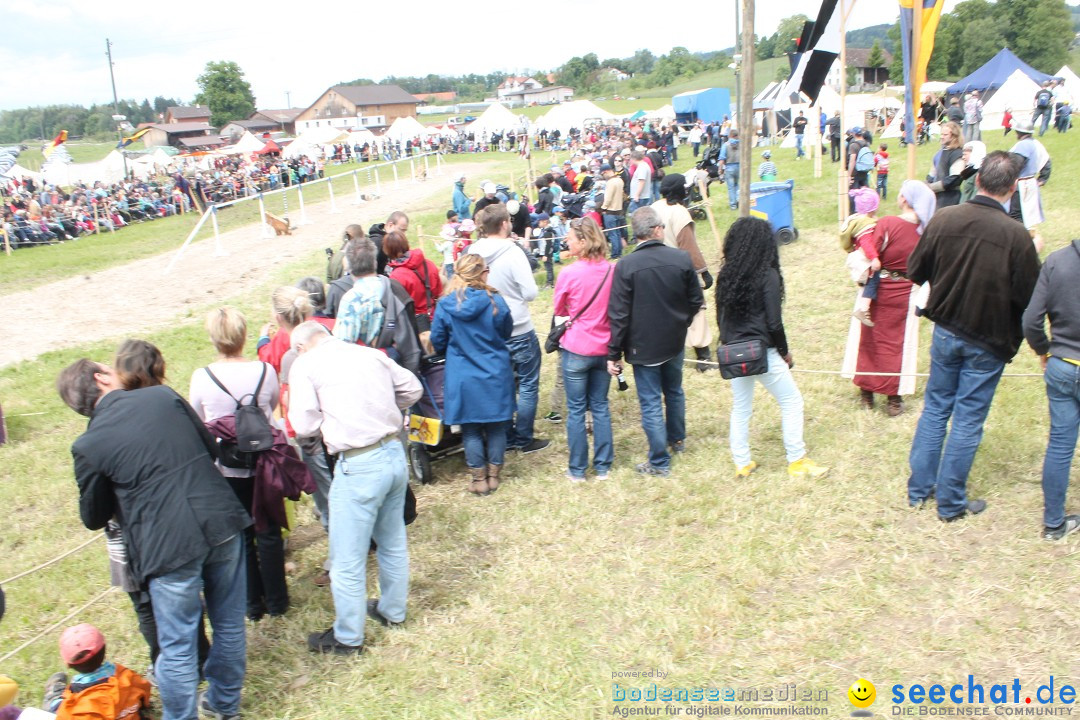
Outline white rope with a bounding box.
[0,586,117,664]
[1,533,104,585]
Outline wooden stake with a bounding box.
[92,202,101,235]
[838,0,858,224]
[2,226,11,255]
[698,176,723,255]
[738,0,755,217]
[907,0,924,181]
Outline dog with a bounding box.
[265,212,291,236]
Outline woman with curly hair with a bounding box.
[430,254,514,495]
[715,217,829,480]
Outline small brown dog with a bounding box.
[265,212,292,236]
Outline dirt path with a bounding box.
[0,162,494,368]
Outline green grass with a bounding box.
[9,142,115,172]
[2,130,1080,719]
[633,58,788,99]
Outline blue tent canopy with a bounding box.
[946,48,1054,95]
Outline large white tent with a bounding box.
[233,131,266,154]
[644,104,676,121]
[42,150,127,186]
[1055,65,1080,91]
[980,69,1040,131]
[464,103,524,135]
[534,100,616,135]
[384,116,429,142]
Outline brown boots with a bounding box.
[886,395,905,417]
[486,464,502,493]
[860,389,875,409]
[468,465,503,495]
[468,467,489,495]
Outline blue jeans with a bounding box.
[726,165,740,208]
[301,444,333,532]
[1042,357,1080,529]
[462,420,510,468]
[729,349,806,466]
[631,352,686,470]
[149,534,246,720]
[506,331,542,447]
[627,198,649,215]
[329,440,409,646]
[562,351,614,478]
[1034,107,1052,136]
[908,326,1006,519]
[603,213,623,258]
[877,173,888,199]
[796,134,805,157]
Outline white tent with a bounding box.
[384,116,428,142]
[347,128,377,145]
[1056,65,1080,92]
[644,104,676,121]
[980,69,1040,131]
[151,148,175,168]
[534,100,616,135]
[1,164,42,182]
[233,131,266,154]
[464,103,524,134]
[42,150,127,186]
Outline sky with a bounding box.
[0,0,1009,112]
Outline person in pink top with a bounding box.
[553,217,616,482]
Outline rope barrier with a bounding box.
[0,533,104,586]
[0,586,117,664]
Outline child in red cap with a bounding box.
[43,624,151,720]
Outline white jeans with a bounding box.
[729,348,806,466]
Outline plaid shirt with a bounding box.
[332,276,384,346]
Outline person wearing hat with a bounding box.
[599,163,626,258]
[651,173,715,373]
[562,160,577,187]
[452,173,471,220]
[474,182,500,216]
[40,623,152,719]
[758,150,778,182]
[1008,117,1052,232]
[551,166,574,194]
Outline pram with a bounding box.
[558,191,589,219]
[406,356,464,484]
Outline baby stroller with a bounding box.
[406,355,463,484]
[697,146,724,185]
[558,191,589,219]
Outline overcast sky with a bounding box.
[0,0,1007,111]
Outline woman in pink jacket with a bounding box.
[553,217,615,482]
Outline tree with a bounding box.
[627,49,656,75]
[887,20,904,86]
[757,34,776,60]
[774,14,810,56]
[1008,0,1072,74]
[194,61,256,127]
[775,65,792,83]
[867,39,885,69]
[846,65,858,89]
[960,17,1007,74]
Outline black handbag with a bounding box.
[716,339,768,379]
[544,266,612,354]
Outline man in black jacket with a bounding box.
[607,206,704,476]
[368,210,409,275]
[58,361,250,720]
[906,151,1041,522]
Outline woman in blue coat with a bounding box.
[430,253,514,495]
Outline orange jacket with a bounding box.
[55,664,151,720]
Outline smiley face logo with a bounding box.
[848,679,876,709]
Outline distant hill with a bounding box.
[847,24,893,52]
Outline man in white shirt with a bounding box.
[288,321,422,655]
[627,149,653,214]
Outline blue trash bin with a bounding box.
[749,180,798,244]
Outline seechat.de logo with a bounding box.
[849,679,877,717]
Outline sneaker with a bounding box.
[518,438,551,454]
[735,461,758,478]
[940,498,988,522]
[199,691,240,719]
[566,472,587,483]
[43,672,68,710]
[306,628,364,655]
[366,598,403,628]
[853,309,875,327]
[594,473,610,481]
[635,461,670,477]
[788,457,830,480]
[670,440,686,454]
[1042,515,1080,541]
[544,411,563,423]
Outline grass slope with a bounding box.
[2,130,1080,719]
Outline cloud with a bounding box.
[5,0,72,22]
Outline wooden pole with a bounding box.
[838,0,857,224]
[738,0,755,217]
[698,176,723,255]
[907,0,923,181]
[92,202,101,235]
[2,226,11,256]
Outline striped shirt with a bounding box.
[758,161,778,179]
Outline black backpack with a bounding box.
[204,363,274,469]
[1037,90,1052,109]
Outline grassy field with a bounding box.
[3,129,1080,719]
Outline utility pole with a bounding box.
[286,91,291,108]
[106,38,129,178]
[738,0,754,216]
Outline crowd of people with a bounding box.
[2,86,1078,720]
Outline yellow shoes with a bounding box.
[788,457,830,480]
[735,461,758,478]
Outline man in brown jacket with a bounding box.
[906,151,1041,522]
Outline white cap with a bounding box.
[482,182,497,194]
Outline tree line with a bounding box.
[0,96,183,145]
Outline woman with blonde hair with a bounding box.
[929,121,965,209]
[430,254,514,495]
[553,217,615,482]
[257,285,316,374]
[189,306,286,620]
